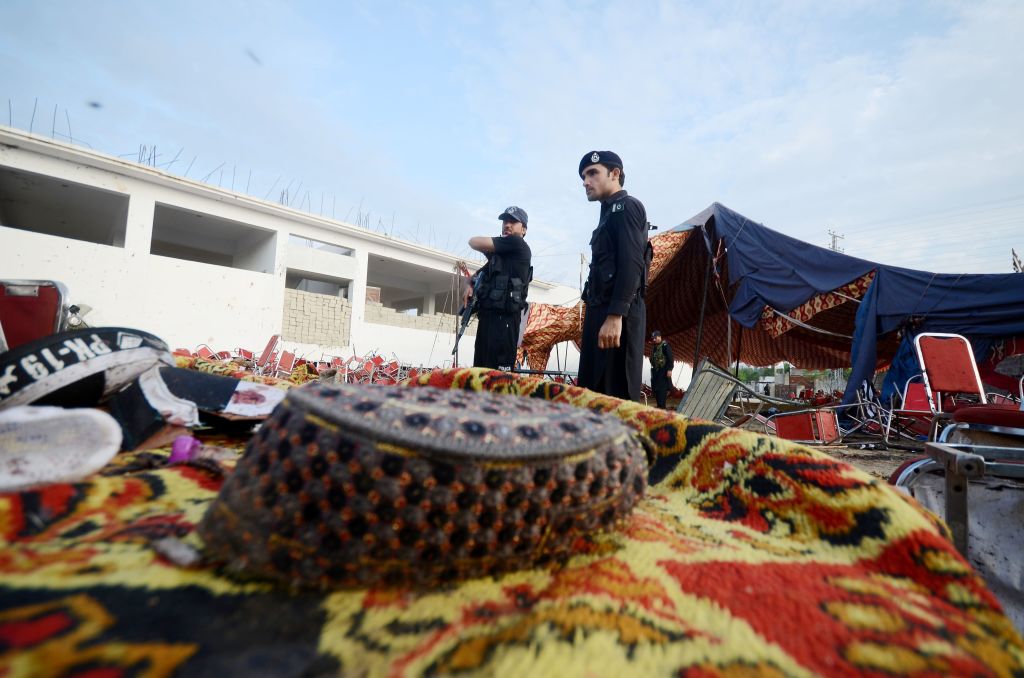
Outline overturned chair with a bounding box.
[676,358,794,429]
[678,359,888,445]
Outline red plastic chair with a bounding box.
[0,280,68,351]
[882,379,933,442]
[276,351,297,377]
[903,381,933,410]
[255,335,280,375]
[914,333,1024,443]
[916,333,987,413]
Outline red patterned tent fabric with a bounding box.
[646,229,896,368]
[519,302,583,371]
[519,232,697,371]
[521,224,893,370]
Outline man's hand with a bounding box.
[462,283,474,308]
[598,314,623,349]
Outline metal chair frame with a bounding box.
[921,442,1024,556]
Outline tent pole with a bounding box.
[692,239,713,367]
[734,323,743,377]
[726,312,733,367]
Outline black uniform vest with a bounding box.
[477,255,531,313]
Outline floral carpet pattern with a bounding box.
[2,368,1022,676]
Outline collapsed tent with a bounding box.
[518,302,583,372]
[518,229,705,372]
[642,203,1024,402]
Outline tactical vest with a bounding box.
[651,342,667,370]
[477,255,531,313]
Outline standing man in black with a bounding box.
[466,206,532,370]
[649,330,674,409]
[577,151,651,401]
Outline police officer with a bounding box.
[577,151,651,401]
[649,329,674,409]
[466,206,533,369]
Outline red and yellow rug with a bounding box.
[2,368,1022,676]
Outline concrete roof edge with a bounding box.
[0,126,569,288]
[1,127,451,262]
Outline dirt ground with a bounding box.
[818,444,922,481]
[659,394,925,481]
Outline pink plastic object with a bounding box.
[169,436,202,464]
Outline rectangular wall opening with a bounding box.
[0,165,129,246]
[367,254,459,315]
[285,269,350,298]
[151,203,276,273]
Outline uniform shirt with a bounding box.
[489,234,532,284]
[585,190,648,316]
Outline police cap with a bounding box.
[579,150,623,178]
[498,205,528,226]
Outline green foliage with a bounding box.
[736,365,774,383]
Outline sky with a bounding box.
[1,0,1022,292]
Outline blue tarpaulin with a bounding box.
[672,203,1024,402]
[848,266,1024,403]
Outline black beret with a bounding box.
[579,150,623,178]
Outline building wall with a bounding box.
[362,320,477,369]
[0,128,577,368]
[1,225,284,350]
[363,301,476,335]
[282,289,351,347]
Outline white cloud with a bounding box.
[1,0,1021,284]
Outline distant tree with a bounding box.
[737,366,759,383]
[736,365,777,383]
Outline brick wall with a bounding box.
[364,301,476,335]
[282,288,352,345]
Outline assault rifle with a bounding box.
[452,268,484,357]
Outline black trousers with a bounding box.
[473,310,520,370]
[577,298,646,401]
[651,375,670,408]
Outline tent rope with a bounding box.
[919,272,966,317]
[770,308,853,338]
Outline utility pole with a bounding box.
[827,229,845,252]
[827,229,846,390]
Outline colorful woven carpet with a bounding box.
[2,368,1022,676]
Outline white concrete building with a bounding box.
[0,126,581,368]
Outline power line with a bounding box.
[828,199,1024,241]
[837,193,1024,231]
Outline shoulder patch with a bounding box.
[612,202,624,213]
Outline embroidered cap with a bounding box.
[579,150,623,178]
